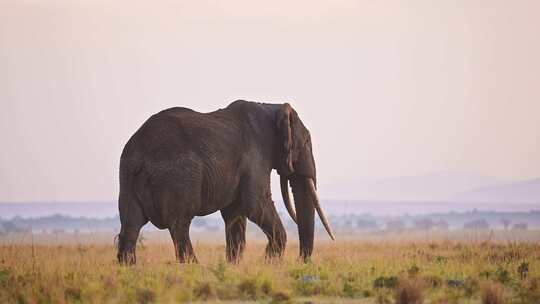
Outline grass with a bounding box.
[1,232,540,303]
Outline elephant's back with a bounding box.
[121,106,243,168]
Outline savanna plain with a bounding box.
[1,231,539,304]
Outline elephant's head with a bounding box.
[275,103,335,260]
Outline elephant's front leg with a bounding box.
[221,206,247,263]
[169,218,197,263]
[248,202,287,259]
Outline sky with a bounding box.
[1,0,539,202]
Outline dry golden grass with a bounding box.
[1,231,540,303]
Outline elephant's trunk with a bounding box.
[288,176,335,260]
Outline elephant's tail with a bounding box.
[120,156,169,229]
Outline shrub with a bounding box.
[136,288,156,304]
[515,277,540,304]
[271,291,291,303]
[435,256,448,263]
[374,276,398,289]
[362,289,373,297]
[0,268,10,287]
[480,270,492,279]
[238,278,258,300]
[495,267,510,284]
[342,281,355,298]
[408,265,420,277]
[376,291,392,304]
[64,287,82,302]
[295,277,323,296]
[464,277,479,297]
[482,283,506,304]
[395,279,424,304]
[424,275,443,288]
[260,278,273,295]
[194,282,216,301]
[447,279,465,288]
[517,262,529,280]
[212,259,227,281]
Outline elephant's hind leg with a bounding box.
[169,218,197,263]
[221,206,247,263]
[117,194,148,265]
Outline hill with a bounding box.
[453,178,540,203]
[317,171,503,201]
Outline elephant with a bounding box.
[117,100,334,265]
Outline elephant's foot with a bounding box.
[264,240,286,260]
[117,250,136,265]
[225,241,245,264]
[116,233,139,265]
[226,252,242,264]
[177,254,198,264]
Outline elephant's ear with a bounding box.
[276,103,294,176]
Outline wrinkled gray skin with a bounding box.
[117,100,334,264]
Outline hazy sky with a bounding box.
[1,0,539,201]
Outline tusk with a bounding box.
[307,178,335,240]
[280,176,297,224]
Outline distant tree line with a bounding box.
[0,210,537,234]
